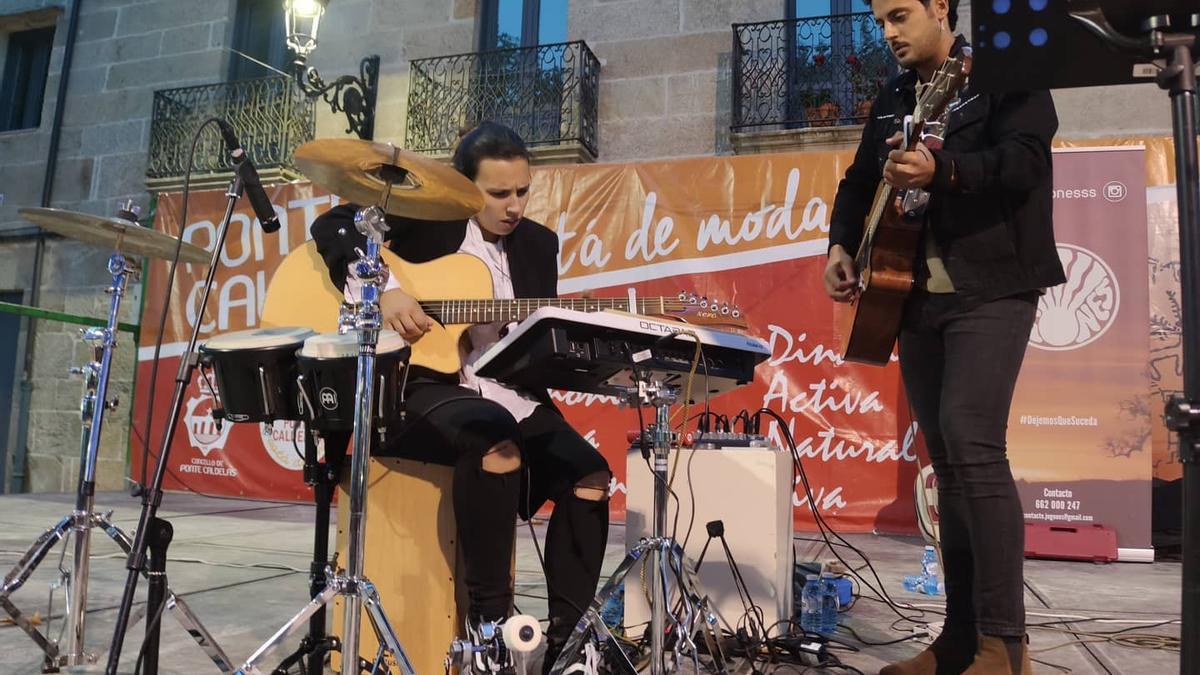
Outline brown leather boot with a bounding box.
[962,635,1032,675]
[879,630,978,675]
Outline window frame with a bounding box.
[0,26,55,133]
[228,0,289,82]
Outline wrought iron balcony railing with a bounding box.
[733,13,899,131]
[147,75,315,189]
[406,41,600,159]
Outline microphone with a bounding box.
[214,119,281,234]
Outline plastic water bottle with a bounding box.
[902,574,925,593]
[599,584,624,628]
[800,574,822,633]
[921,546,943,596]
[819,572,839,634]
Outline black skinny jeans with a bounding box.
[898,290,1038,639]
[379,381,610,643]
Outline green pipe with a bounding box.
[0,301,139,337]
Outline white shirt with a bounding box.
[344,220,541,422]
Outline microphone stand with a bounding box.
[106,175,246,674]
[1063,7,1198,672]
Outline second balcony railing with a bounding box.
[406,41,600,159]
[733,13,898,131]
[147,75,315,190]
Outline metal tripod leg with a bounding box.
[360,578,415,675]
[93,513,235,673]
[236,580,344,675]
[0,594,61,670]
[236,571,414,675]
[549,537,727,675]
[1,516,80,671]
[1,516,73,596]
[549,538,655,675]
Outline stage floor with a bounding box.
[0,491,1181,674]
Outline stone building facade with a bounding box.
[0,0,1177,493]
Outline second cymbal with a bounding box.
[19,207,211,265]
[294,139,484,221]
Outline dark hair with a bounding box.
[866,0,958,31]
[451,121,532,180]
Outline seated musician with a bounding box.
[310,121,610,673]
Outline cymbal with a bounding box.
[18,207,211,265]
[293,139,484,220]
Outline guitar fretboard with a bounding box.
[418,297,680,324]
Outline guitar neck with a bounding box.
[418,297,670,324]
[857,179,895,266]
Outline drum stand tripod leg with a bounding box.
[237,580,343,675]
[272,429,343,675]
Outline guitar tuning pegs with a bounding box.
[687,292,698,304]
[721,304,730,315]
[678,290,687,301]
[700,297,708,309]
[732,307,742,318]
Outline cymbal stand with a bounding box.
[234,187,415,675]
[549,377,725,675]
[3,207,229,673]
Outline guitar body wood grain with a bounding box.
[262,241,494,374]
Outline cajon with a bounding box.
[331,457,467,674]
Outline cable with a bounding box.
[756,407,929,624]
[136,116,220,495]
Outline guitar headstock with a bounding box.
[655,290,748,329]
[913,46,973,127]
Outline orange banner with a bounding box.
[132,139,1181,538]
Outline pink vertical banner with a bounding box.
[1009,147,1153,559]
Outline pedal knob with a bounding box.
[502,614,542,653]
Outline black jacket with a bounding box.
[828,38,1066,306]
[310,204,559,299]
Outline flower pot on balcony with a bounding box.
[806,102,841,128]
[853,98,873,123]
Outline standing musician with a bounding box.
[311,122,610,674]
[823,2,1065,674]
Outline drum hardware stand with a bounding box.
[106,179,250,674]
[270,427,346,675]
[549,374,726,675]
[1,206,229,674]
[236,153,416,674]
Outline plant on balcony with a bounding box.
[795,45,840,128]
[848,31,896,122]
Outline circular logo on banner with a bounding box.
[259,420,307,471]
[1029,244,1120,351]
[1103,181,1127,203]
[184,393,232,457]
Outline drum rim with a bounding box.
[201,326,317,351]
[296,345,412,361]
[296,330,409,359]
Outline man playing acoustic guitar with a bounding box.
[312,122,610,674]
[823,2,1065,674]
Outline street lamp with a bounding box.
[284,0,380,140]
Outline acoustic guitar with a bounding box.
[838,48,973,365]
[262,240,747,374]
